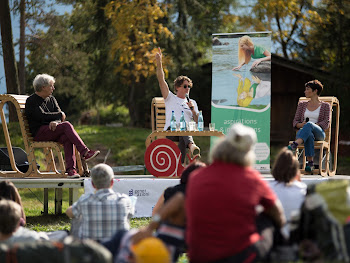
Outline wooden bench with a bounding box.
[290,96,340,176]
[0,94,84,178]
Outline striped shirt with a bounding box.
[72,188,134,240]
[292,101,331,131]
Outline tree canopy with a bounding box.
[2,0,349,128]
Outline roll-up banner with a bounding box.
[211,32,271,172]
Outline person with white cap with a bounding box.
[186,123,285,263]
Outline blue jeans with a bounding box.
[296,122,325,157]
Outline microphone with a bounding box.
[306,117,309,122]
[186,94,194,110]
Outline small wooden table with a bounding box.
[145,130,225,147]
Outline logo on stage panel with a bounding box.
[135,190,150,197]
[144,138,184,177]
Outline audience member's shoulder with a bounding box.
[116,192,132,201]
[77,192,94,201]
[291,180,307,190]
[8,227,49,245]
[164,184,185,202]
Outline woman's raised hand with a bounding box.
[155,47,162,65]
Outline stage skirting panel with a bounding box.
[84,177,333,218]
[84,178,180,217]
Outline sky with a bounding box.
[0,1,72,94]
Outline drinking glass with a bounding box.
[209,123,215,131]
[188,121,196,131]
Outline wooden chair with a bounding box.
[149,97,195,164]
[290,96,340,176]
[151,97,166,132]
[0,94,84,178]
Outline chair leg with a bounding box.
[319,145,327,177]
[328,149,336,176]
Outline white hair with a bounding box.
[91,163,114,189]
[33,74,55,92]
[210,123,257,166]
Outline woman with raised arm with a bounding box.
[155,48,201,163]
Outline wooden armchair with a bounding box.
[290,96,340,176]
[0,94,84,178]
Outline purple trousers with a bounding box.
[34,121,88,171]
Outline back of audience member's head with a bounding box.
[180,161,206,184]
[131,237,170,263]
[0,199,21,235]
[0,180,26,224]
[272,147,300,184]
[91,163,114,189]
[210,123,256,167]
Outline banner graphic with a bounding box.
[211,32,271,171]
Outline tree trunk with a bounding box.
[128,80,146,127]
[19,0,26,94]
[0,0,21,122]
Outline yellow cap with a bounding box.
[131,237,170,263]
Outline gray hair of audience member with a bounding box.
[0,199,21,235]
[33,74,55,92]
[210,123,256,166]
[91,163,114,189]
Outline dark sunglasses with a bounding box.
[183,85,191,89]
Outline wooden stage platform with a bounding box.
[1,173,349,216]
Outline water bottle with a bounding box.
[170,111,176,131]
[198,110,204,131]
[180,111,186,131]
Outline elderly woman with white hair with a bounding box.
[186,123,285,263]
[25,73,100,178]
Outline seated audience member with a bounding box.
[186,123,285,263]
[0,180,26,226]
[270,147,307,237]
[103,192,185,263]
[25,73,100,178]
[152,161,206,216]
[0,199,48,245]
[66,163,134,241]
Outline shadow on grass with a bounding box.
[26,214,71,232]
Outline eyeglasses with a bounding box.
[183,85,191,89]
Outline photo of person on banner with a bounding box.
[234,73,271,107]
[232,35,271,71]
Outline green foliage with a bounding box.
[296,0,350,130]
[234,0,313,59]
[80,104,130,126]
